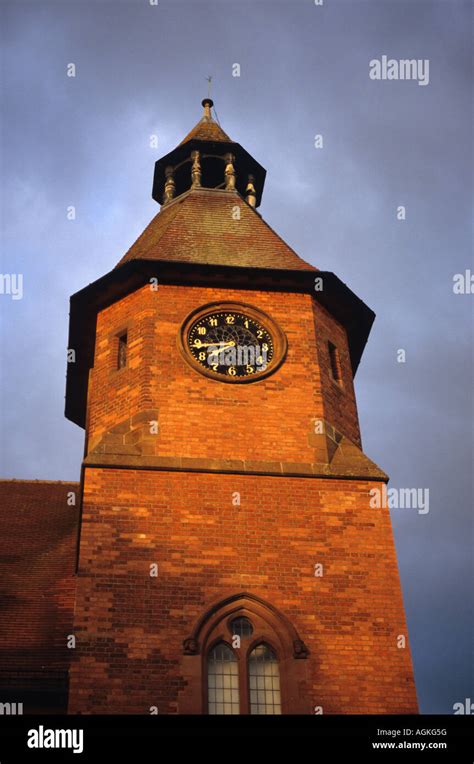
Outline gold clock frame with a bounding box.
[178,301,288,383]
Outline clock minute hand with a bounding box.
[193,341,235,349]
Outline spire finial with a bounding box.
[201,97,214,120]
[202,76,214,120]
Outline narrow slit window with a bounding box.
[117,332,128,369]
[328,341,342,384]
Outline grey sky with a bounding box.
[0,0,472,714]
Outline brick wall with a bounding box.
[68,469,417,714]
[69,283,417,714]
[86,285,361,461]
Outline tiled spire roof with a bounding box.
[116,188,316,271]
[178,98,232,145]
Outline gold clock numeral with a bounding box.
[257,330,263,338]
[209,318,217,326]
[212,364,218,372]
[199,352,206,360]
[246,365,254,374]
[262,343,268,351]
[228,366,237,376]
[197,327,207,335]
[244,319,249,328]
[226,316,235,324]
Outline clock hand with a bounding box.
[193,341,236,349]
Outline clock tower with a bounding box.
[66,99,418,714]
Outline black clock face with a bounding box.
[187,310,274,379]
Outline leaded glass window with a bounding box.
[207,643,240,715]
[249,643,281,715]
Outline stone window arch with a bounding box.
[181,592,309,714]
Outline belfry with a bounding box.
[63,98,418,714]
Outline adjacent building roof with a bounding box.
[0,480,79,707]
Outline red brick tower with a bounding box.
[66,99,418,714]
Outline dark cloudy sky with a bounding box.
[1,0,472,715]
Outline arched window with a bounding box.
[182,593,309,714]
[207,642,240,715]
[249,643,281,715]
[206,631,282,715]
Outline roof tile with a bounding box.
[178,115,232,146]
[0,480,79,686]
[116,189,316,272]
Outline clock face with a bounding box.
[180,303,286,382]
[188,310,273,378]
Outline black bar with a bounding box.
[0,714,473,760]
